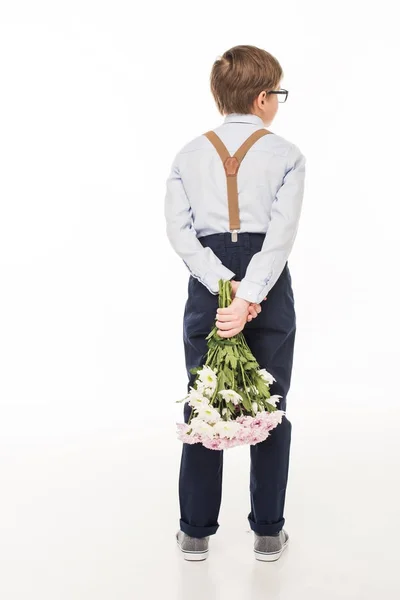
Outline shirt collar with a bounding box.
[223,113,265,127]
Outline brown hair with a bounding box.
[210,45,283,115]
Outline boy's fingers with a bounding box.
[216,326,242,338]
[216,318,239,330]
[216,307,234,315]
[249,304,259,316]
[215,312,236,322]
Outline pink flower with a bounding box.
[177,409,284,450]
[250,416,264,428]
[202,438,223,450]
[176,423,201,444]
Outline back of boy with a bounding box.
[165,44,306,562]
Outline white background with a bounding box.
[0,2,399,599]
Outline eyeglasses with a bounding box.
[267,88,289,103]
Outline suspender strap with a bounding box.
[203,128,273,241]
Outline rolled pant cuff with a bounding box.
[248,514,285,536]
[179,519,219,538]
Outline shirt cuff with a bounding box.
[201,265,236,294]
[235,279,270,304]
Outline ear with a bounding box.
[257,90,268,107]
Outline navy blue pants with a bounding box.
[179,232,296,538]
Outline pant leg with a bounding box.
[178,273,224,538]
[243,260,296,536]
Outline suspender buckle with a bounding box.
[231,229,238,242]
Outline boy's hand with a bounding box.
[229,279,241,299]
[215,297,251,338]
[229,279,267,323]
[247,302,262,322]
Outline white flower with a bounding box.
[258,369,276,385]
[197,366,218,391]
[189,417,215,439]
[245,385,259,395]
[196,380,214,398]
[222,408,228,416]
[268,394,282,407]
[185,386,210,409]
[214,419,241,439]
[252,401,259,413]
[218,389,242,405]
[195,404,221,423]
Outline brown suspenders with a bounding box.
[203,128,273,241]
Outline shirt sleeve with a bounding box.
[164,152,236,294]
[235,145,306,305]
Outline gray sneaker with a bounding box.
[176,530,210,561]
[253,529,289,561]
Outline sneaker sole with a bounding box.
[254,538,289,562]
[176,539,209,561]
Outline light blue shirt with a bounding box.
[164,112,306,305]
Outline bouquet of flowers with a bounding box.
[176,279,285,450]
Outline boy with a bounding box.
[164,44,306,562]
